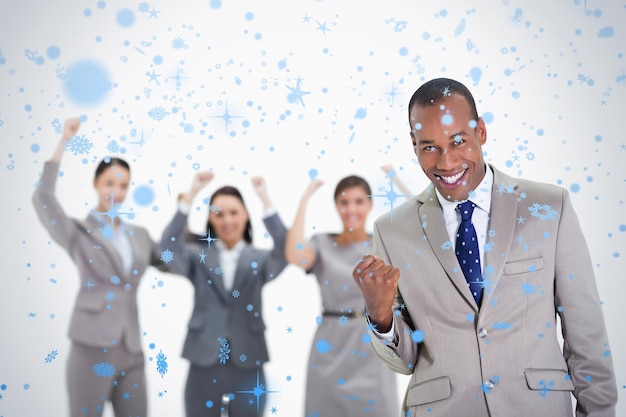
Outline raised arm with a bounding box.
[179,171,215,206]
[160,171,214,277]
[251,176,288,282]
[49,118,81,163]
[284,179,324,270]
[32,118,82,248]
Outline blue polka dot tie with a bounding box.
[456,201,483,307]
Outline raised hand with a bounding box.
[353,254,399,332]
[51,117,81,163]
[180,171,214,204]
[251,176,272,208]
[63,117,81,140]
[302,178,324,201]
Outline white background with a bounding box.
[0,0,624,415]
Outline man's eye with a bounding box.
[424,145,437,153]
[453,135,464,145]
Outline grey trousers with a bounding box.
[185,362,266,417]
[66,342,146,417]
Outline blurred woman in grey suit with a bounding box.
[32,118,165,417]
[160,171,288,417]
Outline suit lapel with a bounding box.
[232,245,254,290]
[205,247,229,304]
[481,167,519,307]
[82,215,126,278]
[417,187,478,309]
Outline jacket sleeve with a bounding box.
[31,161,77,250]
[368,219,419,375]
[554,190,617,417]
[159,210,198,280]
[259,212,288,283]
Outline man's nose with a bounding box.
[435,147,455,170]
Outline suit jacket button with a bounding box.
[483,380,495,392]
[478,328,488,338]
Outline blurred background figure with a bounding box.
[285,174,399,417]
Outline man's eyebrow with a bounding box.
[417,138,435,145]
[448,130,468,139]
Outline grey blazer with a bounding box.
[160,209,287,369]
[32,161,164,353]
[369,165,617,417]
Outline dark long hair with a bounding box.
[94,157,130,180]
[334,175,372,201]
[205,186,253,244]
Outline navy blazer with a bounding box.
[160,209,288,369]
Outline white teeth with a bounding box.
[439,170,465,184]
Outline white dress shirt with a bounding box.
[90,211,134,277]
[215,240,246,290]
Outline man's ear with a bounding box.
[476,117,487,145]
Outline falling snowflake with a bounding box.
[213,266,223,276]
[393,20,407,32]
[93,362,116,378]
[315,315,323,326]
[66,135,93,155]
[148,106,169,121]
[130,128,137,137]
[192,162,200,171]
[528,203,557,221]
[137,1,150,13]
[526,152,535,161]
[106,140,121,154]
[23,383,30,390]
[156,350,168,378]
[232,289,240,298]
[239,354,247,362]
[51,118,62,134]
[441,241,453,250]
[442,86,451,97]
[171,37,186,50]
[144,87,152,99]
[338,316,348,326]
[218,337,230,364]
[181,122,194,133]
[160,249,174,263]
[44,349,59,364]
[454,18,466,37]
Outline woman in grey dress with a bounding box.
[32,118,164,417]
[285,175,399,417]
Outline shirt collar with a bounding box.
[89,210,126,231]
[215,239,246,254]
[435,164,494,217]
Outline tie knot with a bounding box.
[457,201,475,221]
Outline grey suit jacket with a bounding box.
[369,166,617,417]
[160,209,288,369]
[32,161,164,353]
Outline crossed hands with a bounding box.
[352,254,400,333]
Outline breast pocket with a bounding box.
[503,257,544,276]
[406,376,451,406]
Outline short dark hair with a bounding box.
[407,78,479,124]
[334,175,372,201]
[94,157,130,180]
[206,186,253,244]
